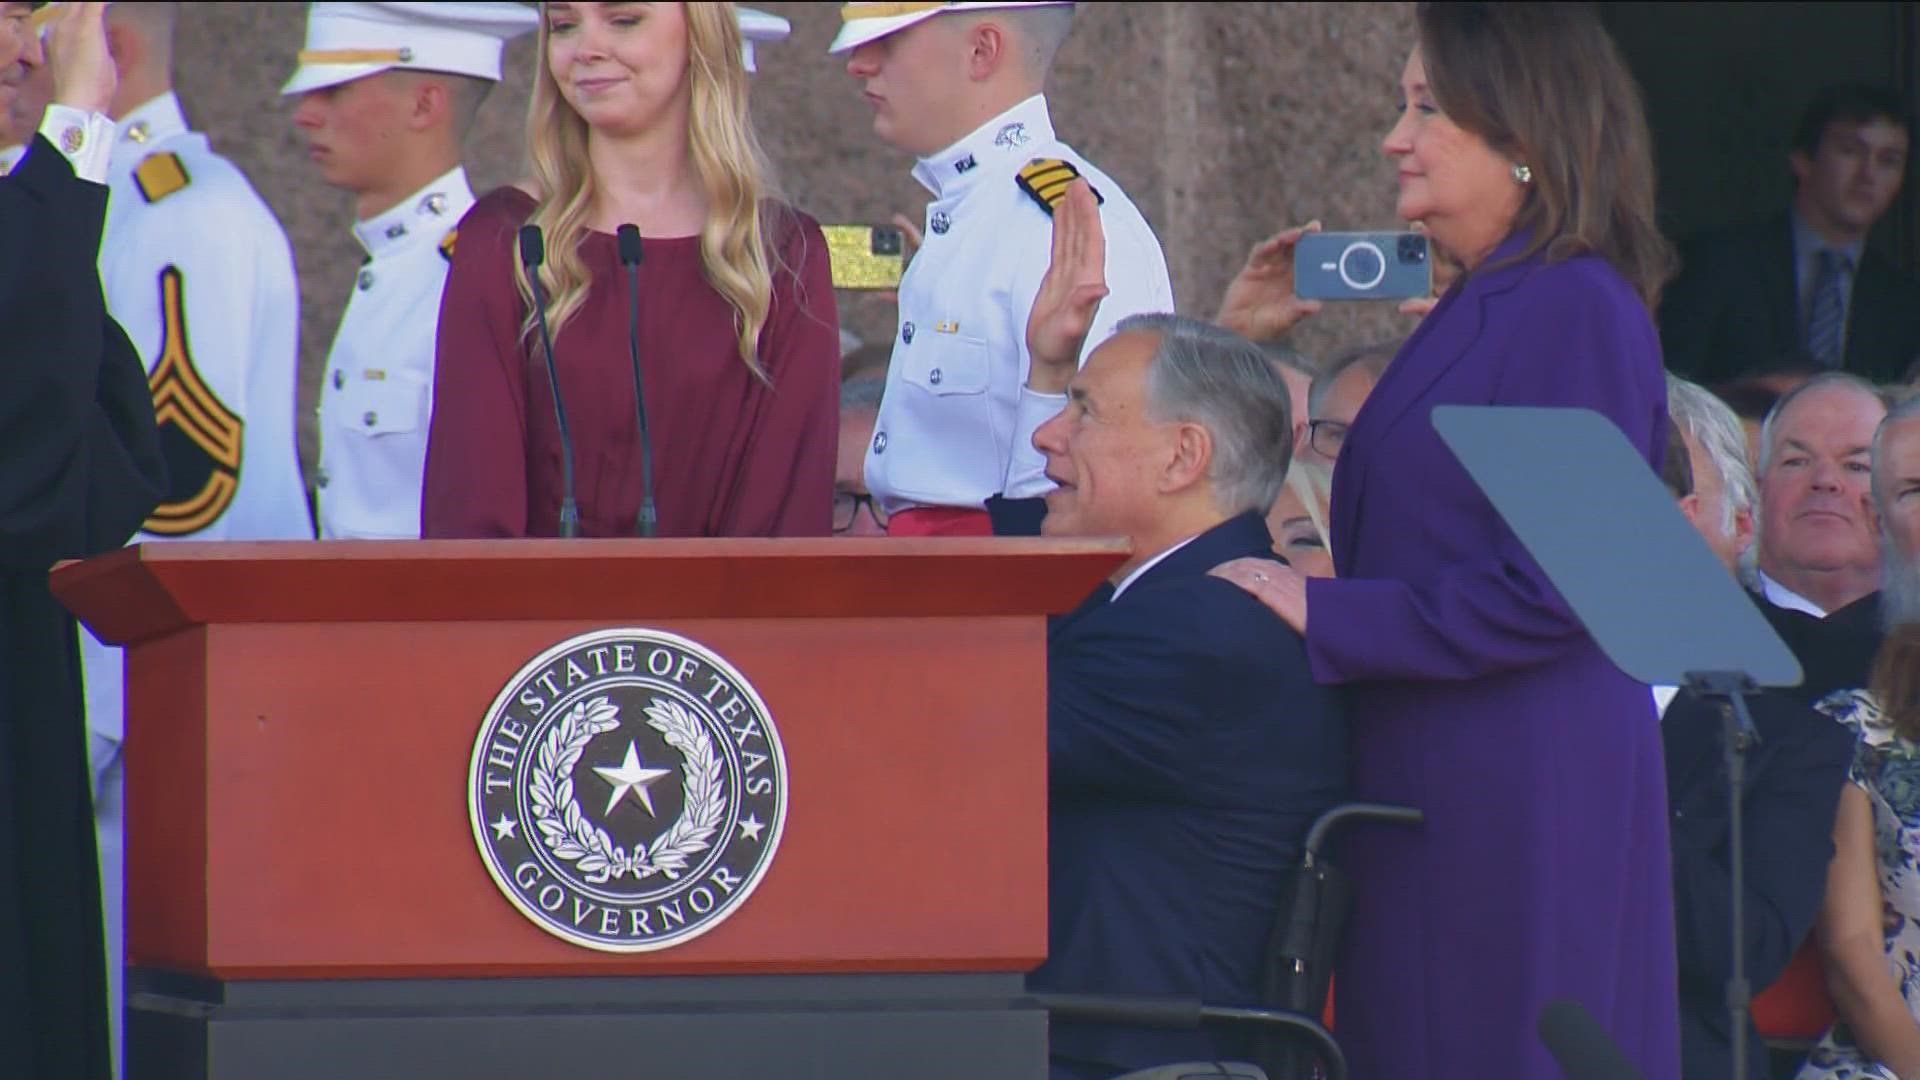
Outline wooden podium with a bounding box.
[52,537,1126,1080]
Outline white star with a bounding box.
[593,740,674,817]
[490,814,518,841]
[737,813,766,842]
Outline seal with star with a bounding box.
[467,628,788,952]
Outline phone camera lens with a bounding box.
[1398,234,1427,264]
[1337,241,1387,292]
[872,230,902,255]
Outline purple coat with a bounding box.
[1306,234,1681,1079]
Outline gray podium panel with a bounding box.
[128,970,1047,1080]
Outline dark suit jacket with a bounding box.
[1663,686,1852,1080]
[0,135,165,1080]
[1032,512,1348,1079]
[1659,213,1920,384]
[1751,591,1880,706]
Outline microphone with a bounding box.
[1536,998,1644,1080]
[615,224,657,538]
[518,224,580,538]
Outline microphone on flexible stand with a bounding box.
[1537,998,1644,1080]
[614,224,657,538]
[518,224,580,538]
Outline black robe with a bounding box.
[0,134,165,1080]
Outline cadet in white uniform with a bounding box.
[831,1,1173,537]
[71,4,310,1075]
[282,1,536,539]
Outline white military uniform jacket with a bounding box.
[864,94,1174,514]
[314,166,472,540]
[83,91,309,749]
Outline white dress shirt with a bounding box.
[864,95,1174,515]
[31,103,114,183]
[1756,568,1827,618]
[315,166,474,539]
[1110,535,1200,601]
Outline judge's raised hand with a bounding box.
[1214,222,1324,341]
[1210,557,1309,634]
[1024,179,1108,394]
[46,1,115,115]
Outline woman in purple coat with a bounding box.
[1214,5,1681,1077]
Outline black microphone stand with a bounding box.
[615,225,657,538]
[518,225,580,538]
[1682,668,1762,1080]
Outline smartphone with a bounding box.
[823,225,906,290]
[1293,231,1432,301]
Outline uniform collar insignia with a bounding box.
[352,166,475,259]
[910,94,1055,201]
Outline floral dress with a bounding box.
[1798,690,1920,1080]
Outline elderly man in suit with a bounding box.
[1660,379,1853,1079]
[1661,84,1920,384]
[1022,293,1346,1079]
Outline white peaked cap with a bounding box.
[281,2,539,97]
[827,1,1073,55]
[737,7,791,74]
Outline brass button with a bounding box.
[357,269,375,291]
[362,411,378,427]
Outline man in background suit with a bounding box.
[1661,85,1920,384]
[1025,309,1346,1079]
[0,4,166,1078]
[1658,385,1853,1079]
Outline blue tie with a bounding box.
[1805,249,1853,368]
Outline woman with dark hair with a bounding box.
[1212,3,1682,1076]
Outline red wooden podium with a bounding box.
[53,537,1126,1080]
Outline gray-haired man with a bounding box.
[1832,392,1920,638]
[1026,307,1346,1078]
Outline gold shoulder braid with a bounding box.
[1016,158,1103,217]
[134,152,191,204]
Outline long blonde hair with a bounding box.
[517,2,782,379]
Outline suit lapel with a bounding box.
[1117,513,1273,602]
[1847,253,1900,379]
[1766,214,1801,349]
[1050,582,1115,642]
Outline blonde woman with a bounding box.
[422,2,838,537]
[1267,458,1335,579]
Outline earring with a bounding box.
[1511,162,1533,184]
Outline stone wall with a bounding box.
[167,2,1418,480]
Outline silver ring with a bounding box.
[1251,570,1271,584]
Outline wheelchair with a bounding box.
[1030,801,1424,1080]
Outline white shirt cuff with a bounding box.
[37,105,115,185]
[1003,385,1069,499]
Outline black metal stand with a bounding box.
[1683,669,1763,1080]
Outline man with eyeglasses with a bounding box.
[835,376,888,536]
[1300,340,1397,469]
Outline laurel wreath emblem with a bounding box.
[528,695,727,885]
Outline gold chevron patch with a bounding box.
[133,152,190,203]
[144,266,243,536]
[439,228,457,263]
[1016,158,1103,216]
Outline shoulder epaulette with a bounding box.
[439,229,458,263]
[133,151,190,203]
[1016,158,1103,217]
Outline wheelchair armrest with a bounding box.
[1303,802,1423,862]
[1028,992,1347,1080]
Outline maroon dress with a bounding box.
[422,189,839,538]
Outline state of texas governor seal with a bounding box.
[468,628,788,952]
